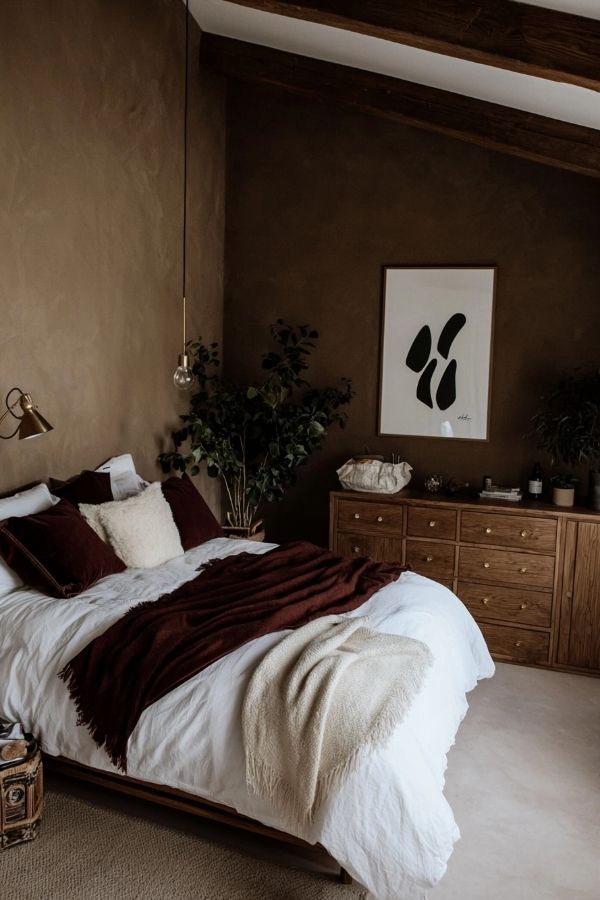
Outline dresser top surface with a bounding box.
[330,488,599,519]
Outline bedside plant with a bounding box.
[531,369,600,509]
[159,321,353,534]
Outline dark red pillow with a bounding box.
[0,500,125,599]
[161,474,222,550]
[51,470,113,506]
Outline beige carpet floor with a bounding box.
[0,780,366,900]
[432,662,600,900]
[0,663,598,899]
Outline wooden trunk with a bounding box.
[1,743,43,850]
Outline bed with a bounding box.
[0,534,494,899]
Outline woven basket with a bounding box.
[0,740,43,850]
[222,519,265,542]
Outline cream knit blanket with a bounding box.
[242,614,434,830]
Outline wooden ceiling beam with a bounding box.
[225,0,600,92]
[200,35,600,180]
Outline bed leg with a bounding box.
[339,867,352,885]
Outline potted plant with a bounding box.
[549,474,578,508]
[159,320,353,536]
[531,369,600,509]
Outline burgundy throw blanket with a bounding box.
[60,541,406,771]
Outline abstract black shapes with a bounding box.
[405,313,466,411]
[437,314,466,360]
[416,359,437,409]
[406,325,432,373]
[436,359,457,410]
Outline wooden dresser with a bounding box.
[329,490,600,676]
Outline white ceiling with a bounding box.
[190,0,600,131]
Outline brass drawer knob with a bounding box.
[483,562,490,568]
[353,512,360,520]
[520,567,528,574]
[485,526,492,534]
[482,597,490,605]
[515,641,523,648]
[520,529,529,538]
[520,603,527,610]
[429,520,436,527]
[425,555,434,563]
[352,546,360,554]
[376,515,384,523]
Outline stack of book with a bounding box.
[479,486,522,502]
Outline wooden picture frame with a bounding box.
[378,266,497,441]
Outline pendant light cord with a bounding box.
[182,0,189,353]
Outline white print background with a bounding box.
[380,268,495,440]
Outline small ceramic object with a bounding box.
[446,476,470,495]
[552,486,575,507]
[424,474,444,494]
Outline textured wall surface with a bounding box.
[225,82,600,544]
[0,0,225,511]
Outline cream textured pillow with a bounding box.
[78,503,109,543]
[97,482,183,568]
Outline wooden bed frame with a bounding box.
[44,755,353,885]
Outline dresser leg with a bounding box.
[339,867,352,884]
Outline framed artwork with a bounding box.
[378,266,496,440]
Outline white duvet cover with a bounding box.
[0,538,494,899]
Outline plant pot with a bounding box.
[222,519,265,542]
[552,486,575,507]
[588,471,600,511]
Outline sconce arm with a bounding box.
[0,388,25,440]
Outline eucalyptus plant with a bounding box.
[530,370,600,478]
[159,320,353,528]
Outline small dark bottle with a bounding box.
[528,462,543,501]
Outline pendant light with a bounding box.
[173,0,194,392]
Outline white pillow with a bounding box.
[0,483,59,596]
[95,453,146,501]
[97,482,183,568]
[78,503,109,543]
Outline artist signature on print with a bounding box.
[458,413,472,421]
[405,313,466,411]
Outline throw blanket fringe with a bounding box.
[243,615,433,830]
[59,541,406,771]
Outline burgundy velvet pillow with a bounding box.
[0,500,126,599]
[51,469,113,506]
[161,474,222,550]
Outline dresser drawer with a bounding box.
[460,510,557,553]
[405,540,455,579]
[336,532,403,563]
[479,623,550,665]
[336,499,403,534]
[407,505,457,541]
[458,581,552,628]
[458,546,555,590]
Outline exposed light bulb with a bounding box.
[173,353,194,391]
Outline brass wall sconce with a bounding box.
[0,388,53,441]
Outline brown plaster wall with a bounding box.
[224,82,600,545]
[0,0,225,512]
